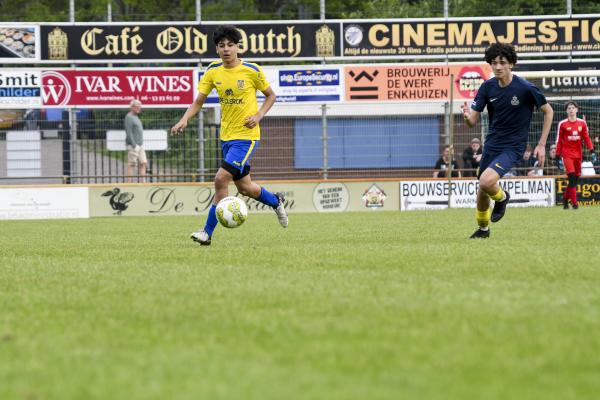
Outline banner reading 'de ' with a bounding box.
[41,69,194,107]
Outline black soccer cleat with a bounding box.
[470,228,490,239]
[572,203,579,210]
[491,191,510,223]
[563,200,569,210]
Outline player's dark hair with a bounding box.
[484,43,517,65]
[565,101,578,110]
[213,25,241,46]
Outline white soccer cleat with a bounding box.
[274,193,288,228]
[190,229,211,246]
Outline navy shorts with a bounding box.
[478,148,522,178]
[221,139,259,180]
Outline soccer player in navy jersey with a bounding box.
[461,43,554,239]
[171,25,288,246]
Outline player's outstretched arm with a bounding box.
[171,94,207,135]
[533,103,554,166]
[461,101,480,128]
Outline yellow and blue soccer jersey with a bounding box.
[198,61,270,141]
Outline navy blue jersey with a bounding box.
[471,75,547,153]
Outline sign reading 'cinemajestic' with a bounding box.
[342,16,600,57]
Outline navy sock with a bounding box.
[204,204,218,236]
[257,187,279,208]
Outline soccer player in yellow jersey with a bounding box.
[171,25,287,246]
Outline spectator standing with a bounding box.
[124,99,147,183]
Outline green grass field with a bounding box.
[2,207,600,400]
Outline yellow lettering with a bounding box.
[392,24,400,47]
[558,20,579,42]
[156,27,183,55]
[581,20,589,42]
[427,23,446,46]
[238,29,248,53]
[497,23,514,43]
[404,24,424,46]
[80,27,104,56]
[105,33,119,55]
[184,27,207,55]
[592,20,600,42]
[266,30,276,53]
[474,23,496,45]
[538,20,557,43]
[130,26,142,55]
[517,21,537,44]
[369,24,389,47]
[448,23,472,45]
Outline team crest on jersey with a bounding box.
[511,96,520,106]
[578,126,583,132]
[237,80,245,89]
[225,88,234,96]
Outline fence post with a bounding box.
[321,104,328,179]
[447,74,455,208]
[62,110,71,184]
[198,109,205,182]
[63,108,77,183]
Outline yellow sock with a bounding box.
[490,187,505,202]
[476,208,491,229]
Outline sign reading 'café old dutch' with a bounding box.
[33,15,600,63]
[40,22,340,61]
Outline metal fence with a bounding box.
[1,99,599,185]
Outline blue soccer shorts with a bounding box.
[478,148,522,178]
[221,139,259,180]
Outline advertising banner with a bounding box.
[344,63,491,102]
[516,61,600,97]
[0,187,89,220]
[40,22,340,62]
[400,178,555,211]
[342,16,600,59]
[9,15,600,63]
[194,65,344,106]
[0,25,39,62]
[40,69,194,107]
[555,176,600,206]
[0,71,42,107]
[88,181,399,217]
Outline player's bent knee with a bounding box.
[479,178,496,193]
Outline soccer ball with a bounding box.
[216,196,248,228]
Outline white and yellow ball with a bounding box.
[216,196,248,228]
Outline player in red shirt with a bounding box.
[556,101,595,209]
